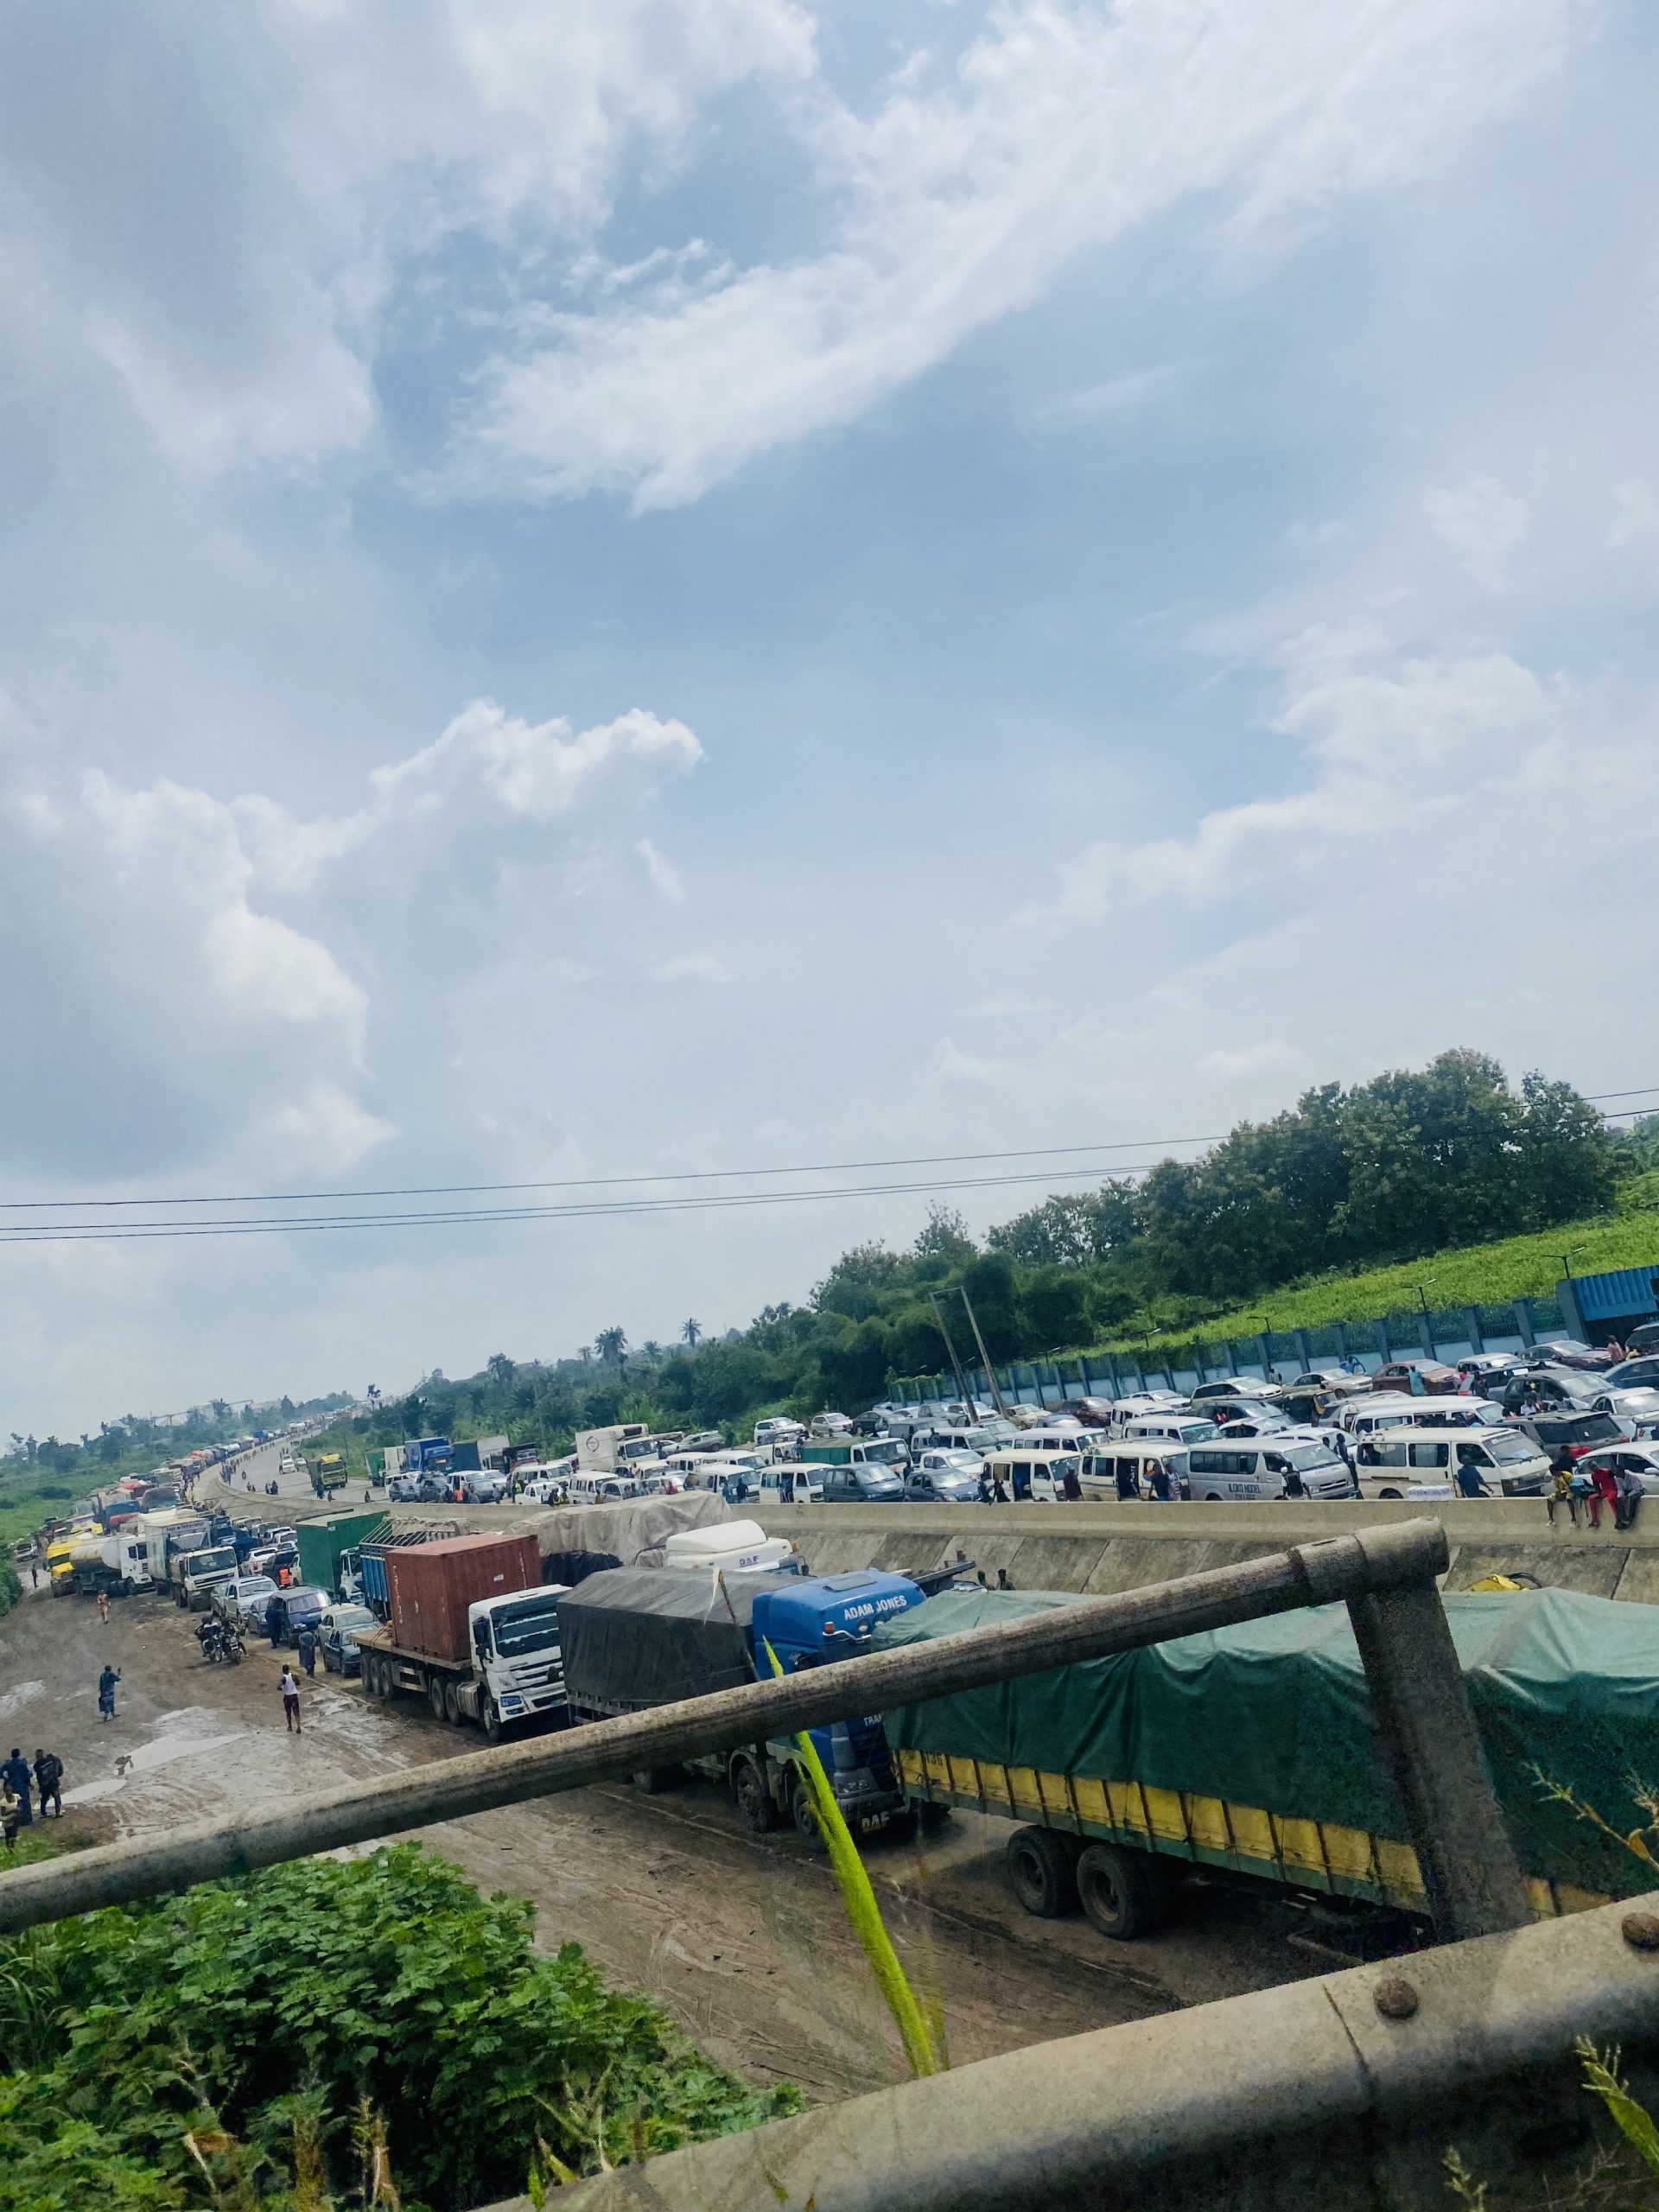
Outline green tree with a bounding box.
[486,1351,517,1385]
[682,1318,703,1346]
[594,1327,628,1366]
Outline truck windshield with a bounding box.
[192,1548,236,1574]
[489,1595,562,1656]
[862,1440,905,1465]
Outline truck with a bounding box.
[449,1435,509,1475]
[355,1532,565,1738]
[296,1510,391,1599]
[169,1542,238,1611]
[142,1512,211,1589]
[874,1583,1659,1943]
[799,1436,909,1473]
[307,1452,349,1497]
[557,1567,929,1836]
[357,1524,463,1617]
[66,1529,154,1596]
[575,1424,657,1474]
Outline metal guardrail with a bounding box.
[543,1891,1659,2212]
[0,1519,1522,1942]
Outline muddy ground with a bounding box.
[2,1466,1333,2102]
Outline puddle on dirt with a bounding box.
[65,1707,246,1804]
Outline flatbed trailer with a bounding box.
[877,1584,1659,1941]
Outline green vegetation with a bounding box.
[1187,1205,1659,1338]
[0,1842,796,2212]
[296,1055,1649,1462]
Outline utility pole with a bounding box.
[930,1294,976,1412]
[957,1286,1011,1417]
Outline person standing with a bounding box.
[96,1588,111,1624]
[97,1665,120,1722]
[33,1748,63,1818]
[1454,1444,1491,1498]
[296,1624,317,1679]
[0,1748,32,1827]
[280,1666,302,1734]
[0,1779,19,1855]
[266,1593,289,1649]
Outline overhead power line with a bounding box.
[0,1160,1172,1247]
[0,1080,1653,1247]
[0,1133,1223,1212]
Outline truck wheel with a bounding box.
[789,1775,825,1848]
[120,1579,135,1599]
[918,1800,953,1837]
[1006,1826,1077,1917]
[428,1677,447,1720]
[633,1766,677,1794]
[442,1680,463,1726]
[1075,1842,1171,1941]
[730,1753,779,1833]
[481,1699,502,1744]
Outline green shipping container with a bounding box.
[874,1586,1659,1916]
[296,1511,391,1598]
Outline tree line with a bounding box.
[318,1052,1636,1461]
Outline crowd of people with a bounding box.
[0,1745,66,1853]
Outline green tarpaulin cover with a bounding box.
[875,1586,1659,1897]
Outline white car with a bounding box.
[754,1417,805,1448]
[1190,1376,1283,1404]
[217,1573,278,1627]
[810,1411,855,1437]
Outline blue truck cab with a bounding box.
[557,1566,929,1838]
[749,1572,924,1826]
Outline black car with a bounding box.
[1520,1409,1627,1455]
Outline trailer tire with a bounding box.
[730,1753,778,1833]
[633,1766,677,1794]
[427,1676,447,1720]
[1006,1826,1077,1917]
[918,1800,953,1837]
[442,1679,463,1725]
[1075,1842,1170,1941]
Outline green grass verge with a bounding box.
[1103,1207,1659,1346]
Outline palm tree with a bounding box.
[575,1345,593,1365]
[594,1326,629,1366]
[682,1318,703,1348]
[486,1352,516,1386]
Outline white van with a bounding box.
[1338,1396,1504,1441]
[1355,1427,1549,1498]
[760,1461,825,1503]
[984,1450,1083,1503]
[1184,1440,1357,1503]
[1079,1442,1186,1502]
[1119,1416,1220,1449]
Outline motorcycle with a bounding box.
[197,1621,245,1666]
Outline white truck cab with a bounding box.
[651,1519,801,1575]
[464,1586,569,1732]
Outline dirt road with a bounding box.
[0,1541,1330,2102]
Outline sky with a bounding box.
[3,0,1658,1437]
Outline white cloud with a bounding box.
[1424,476,1530,581]
[652,951,730,984]
[635,837,685,900]
[1033,639,1574,925]
[1197,1039,1298,1080]
[0,0,817,476]
[1034,363,1193,428]
[0,692,703,1185]
[461,0,1575,507]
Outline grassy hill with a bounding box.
[1141,1199,1659,1344]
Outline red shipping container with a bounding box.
[385,1532,540,1661]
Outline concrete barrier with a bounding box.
[755,1497,1659,1605]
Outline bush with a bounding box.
[0,1843,798,2210]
